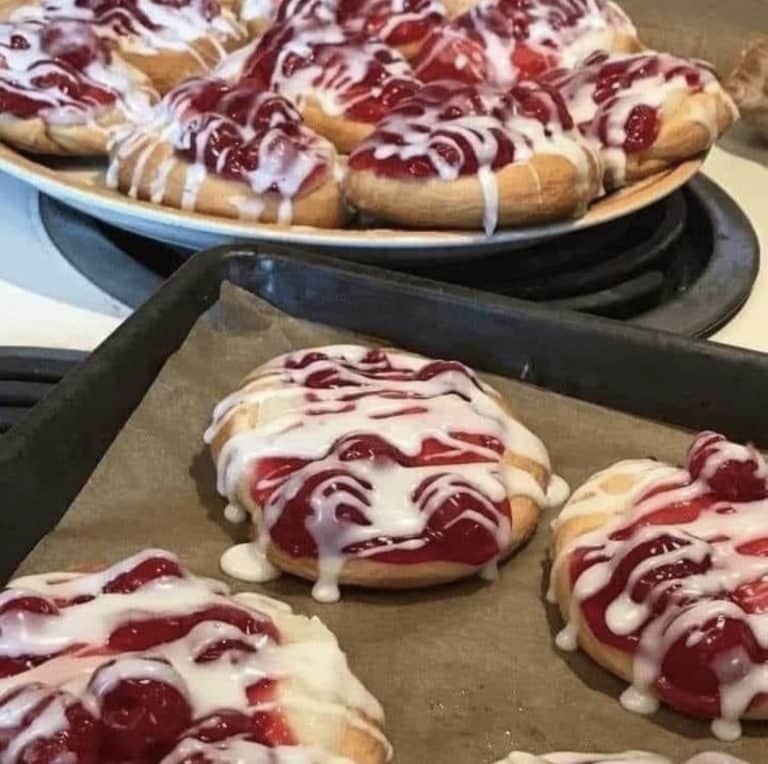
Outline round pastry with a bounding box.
[345,79,602,232]
[542,51,739,188]
[13,0,247,93]
[0,18,156,154]
[0,549,389,763]
[107,77,346,227]
[413,0,640,86]
[550,432,768,741]
[234,21,420,153]
[496,754,748,764]
[205,344,564,603]
[236,0,445,59]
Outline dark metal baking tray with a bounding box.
[1,246,767,583]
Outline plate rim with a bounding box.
[0,142,705,251]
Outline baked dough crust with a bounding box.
[344,151,601,230]
[119,32,247,94]
[0,104,127,154]
[208,352,549,589]
[301,98,375,154]
[247,593,390,763]
[551,462,768,722]
[110,133,347,227]
[624,89,738,182]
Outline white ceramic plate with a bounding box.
[0,143,704,262]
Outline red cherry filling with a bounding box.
[348,81,523,179]
[108,605,279,651]
[41,20,109,69]
[568,433,768,720]
[103,555,184,593]
[0,686,102,763]
[256,432,509,565]
[241,23,418,123]
[90,660,192,761]
[170,79,329,193]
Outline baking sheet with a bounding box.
[14,283,766,762]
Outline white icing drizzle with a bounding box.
[0,549,388,762]
[237,21,419,121]
[14,0,245,65]
[349,80,594,234]
[544,51,726,188]
[107,77,336,218]
[495,754,749,764]
[551,432,768,740]
[414,0,637,86]
[206,345,558,601]
[239,0,446,51]
[0,19,155,129]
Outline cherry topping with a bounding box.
[0,685,101,763]
[90,658,192,761]
[103,554,184,593]
[41,21,108,70]
[108,605,279,651]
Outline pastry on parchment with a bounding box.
[206,344,566,602]
[550,432,768,742]
[0,549,390,763]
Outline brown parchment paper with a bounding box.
[14,283,766,763]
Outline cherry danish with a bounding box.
[345,79,601,232]
[16,0,247,92]
[107,76,345,226]
[205,344,560,602]
[413,0,639,86]
[551,433,768,741]
[542,50,739,187]
[0,549,389,763]
[0,18,155,153]
[236,20,420,152]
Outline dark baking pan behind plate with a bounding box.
[1,246,767,582]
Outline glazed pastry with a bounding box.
[550,432,768,741]
[107,77,346,227]
[12,0,247,93]
[0,549,389,762]
[237,0,445,59]
[543,51,739,187]
[0,19,155,153]
[496,754,749,764]
[413,0,640,86]
[205,345,565,602]
[345,79,601,232]
[727,38,768,136]
[233,21,420,152]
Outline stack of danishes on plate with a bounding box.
[0,0,738,231]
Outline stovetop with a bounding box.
[37,173,758,339]
[0,129,765,352]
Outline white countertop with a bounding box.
[0,125,765,352]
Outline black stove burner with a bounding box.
[39,175,758,338]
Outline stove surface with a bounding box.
[0,123,765,352]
